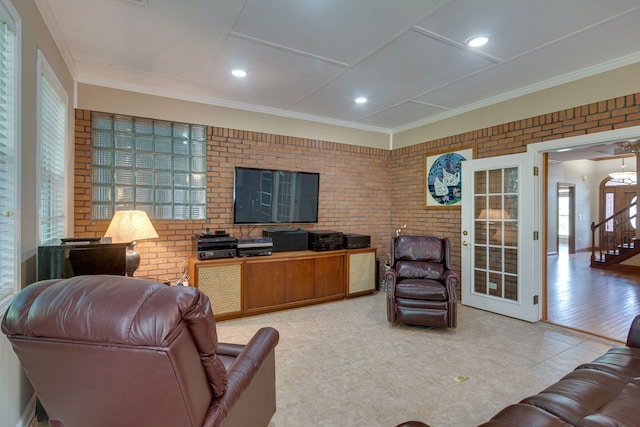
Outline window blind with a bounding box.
[38,52,67,244]
[0,6,17,302]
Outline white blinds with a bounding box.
[38,53,67,244]
[0,8,17,299]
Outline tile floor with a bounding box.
[215,292,620,427]
[31,292,623,427]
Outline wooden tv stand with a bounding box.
[188,247,376,320]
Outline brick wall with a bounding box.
[74,109,391,282]
[392,92,640,297]
[74,92,640,286]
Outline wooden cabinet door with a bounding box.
[245,258,314,310]
[314,255,344,298]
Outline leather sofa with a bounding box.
[1,275,279,427]
[479,314,640,426]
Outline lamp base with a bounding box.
[125,247,141,277]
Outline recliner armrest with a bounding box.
[626,315,640,348]
[442,269,459,287]
[217,327,279,395]
[384,268,399,322]
[206,327,279,426]
[443,269,459,303]
[384,268,398,281]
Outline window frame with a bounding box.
[0,0,21,311]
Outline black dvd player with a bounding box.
[237,237,273,257]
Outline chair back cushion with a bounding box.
[1,275,229,427]
[396,261,444,280]
[394,235,444,262]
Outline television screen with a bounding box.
[233,167,319,224]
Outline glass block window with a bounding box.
[91,112,207,220]
[38,50,68,244]
[0,1,18,305]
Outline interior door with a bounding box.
[461,152,540,322]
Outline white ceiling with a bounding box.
[35,0,640,134]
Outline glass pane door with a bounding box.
[473,167,519,301]
[461,152,539,322]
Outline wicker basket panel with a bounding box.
[197,264,242,314]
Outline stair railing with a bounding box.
[591,201,637,265]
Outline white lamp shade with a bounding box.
[104,210,159,243]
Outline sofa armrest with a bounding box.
[626,315,640,348]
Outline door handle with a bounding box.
[463,241,470,246]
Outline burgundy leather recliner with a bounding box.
[1,275,279,427]
[385,235,459,328]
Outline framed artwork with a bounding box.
[425,147,474,208]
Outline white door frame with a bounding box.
[528,125,640,317]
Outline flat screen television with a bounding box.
[233,167,319,224]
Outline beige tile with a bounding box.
[213,292,624,426]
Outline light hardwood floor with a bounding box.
[546,247,640,342]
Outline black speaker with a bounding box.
[263,228,308,252]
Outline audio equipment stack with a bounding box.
[192,229,237,260]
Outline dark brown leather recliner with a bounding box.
[1,275,279,427]
[385,235,458,328]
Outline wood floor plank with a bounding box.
[547,249,640,342]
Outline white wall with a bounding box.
[1,1,74,426]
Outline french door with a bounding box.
[461,153,540,322]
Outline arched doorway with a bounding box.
[600,175,637,249]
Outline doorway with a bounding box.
[556,183,575,254]
[530,126,640,342]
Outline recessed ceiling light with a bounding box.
[355,97,367,104]
[231,69,247,78]
[465,35,489,48]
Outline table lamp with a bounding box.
[104,210,159,277]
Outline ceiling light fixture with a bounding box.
[355,97,367,104]
[231,69,247,78]
[608,157,637,184]
[465,35,489,48]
